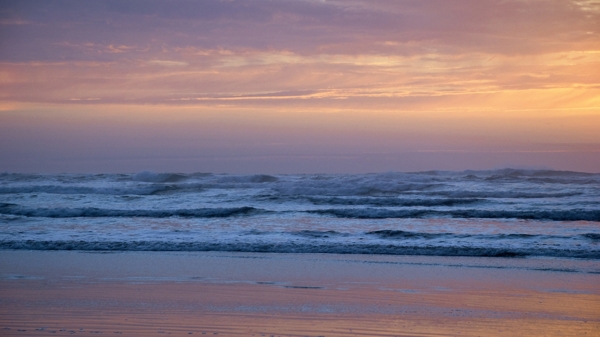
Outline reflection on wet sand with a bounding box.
[1,251,598,336]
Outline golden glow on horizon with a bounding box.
[1,47,599,105]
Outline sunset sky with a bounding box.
[1,0,599,173]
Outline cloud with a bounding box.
[147,60,189,67]
[0,1,598,66]
[106,45,137,54]
[0,18,30,25]
[1,0,599,172]
[574,0,600,12]
[2,1,598,60]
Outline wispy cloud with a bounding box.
[147,60,189,67]
[0,0,599,172]
[0,18,30,25]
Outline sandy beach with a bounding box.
[1,251,598,336]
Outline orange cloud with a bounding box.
[0,0,598,172]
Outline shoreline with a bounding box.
[1,251,599,336]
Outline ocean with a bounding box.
[1,169,599,260]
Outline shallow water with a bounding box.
[1,251,599,337]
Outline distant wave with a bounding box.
[0,185,178,195]
[1,240,598,259]
[217,174,278,183]
[2,168,596,199]
[476,168,598,178]
[0,204,263,218]
[310,208,600,221]
[275,183,442,196]
[133,171,189,183]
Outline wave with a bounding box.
[291,230,346,238]
[1,240,597,259]
[0,205,263,218]
[426,191,581,198]
[3,201,598,221]
[583,233,600,241]
[1,169,596,200]
[367,230,453,239]
[364,230,586,241]
[486,168,598,177]
[241,229,588,242]
[309,208,600,221]
[0,184,177,195]
[217,174,278,183]
[133,171,188,183]
[275,182,442,197]
[306,197,484,207]
[0,185,581,199]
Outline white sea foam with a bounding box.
[1,169,598,259]
[1,240,598,259]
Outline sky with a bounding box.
[1,0,599,173]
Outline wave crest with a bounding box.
[217,174,278,183]
[310,208,600,221]
[1,240,597,259]
[133,171,188,183]
[0,205,263,218]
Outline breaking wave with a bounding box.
[310,208,600,221]
[306,197,484,207]
[1,169,598,259]
[0,185,174,195]
[1,240,598,259]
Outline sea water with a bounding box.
[1,169,599,259]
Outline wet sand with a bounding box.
[1,251,599,336]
